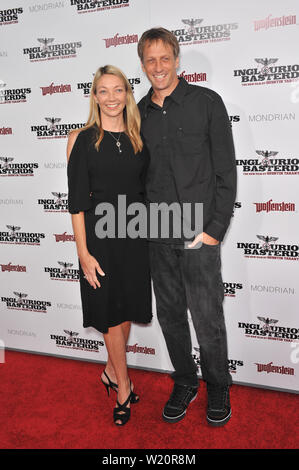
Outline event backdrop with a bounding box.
[0,0,298,393]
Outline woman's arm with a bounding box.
[67,131,105,288]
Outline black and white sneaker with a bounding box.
[206,384,231,427]
[163,383,198,423]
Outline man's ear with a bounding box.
[175,55,179,70]
[141,61,145,74]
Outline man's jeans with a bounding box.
[149,241,232,388]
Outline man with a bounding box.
[137,28,236,426]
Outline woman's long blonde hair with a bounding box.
[80,65,143,154]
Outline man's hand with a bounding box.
[188,232,219,249]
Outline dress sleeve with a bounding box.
[67,130,92,214]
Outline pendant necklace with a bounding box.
[108,131,122,153]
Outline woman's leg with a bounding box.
[102,322,131,424]
[102,321,131,384]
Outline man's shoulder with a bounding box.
[185,83,223,104]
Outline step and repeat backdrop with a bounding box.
[0,0,298,393]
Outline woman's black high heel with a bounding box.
[101,370,139,404]
[113,391,133,426]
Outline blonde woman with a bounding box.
[67,65,152,426]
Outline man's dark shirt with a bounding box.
[138,77,237,242]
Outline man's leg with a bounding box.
[149,242,198,386]
[182,243,232,426]
[149,242,198,423]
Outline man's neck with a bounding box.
[151,77,179,107]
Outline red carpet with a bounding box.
[0,350,298,450]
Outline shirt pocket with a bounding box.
[176,127,206,157]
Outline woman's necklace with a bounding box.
[108,131,122,153]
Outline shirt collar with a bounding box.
[144,77,189,110]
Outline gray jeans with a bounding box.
[149,242,232,388]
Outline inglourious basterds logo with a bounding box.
[77,77,140,97]
[223,282,243,297]
[70,0,129,13]
[237,236,299,261]
[50,330,104,352]
[171,18,238,46]
[0,7,23,25]
[238,317,299,342]
[236,150,299,175]
[0,225,45,245]
[44,261,79,281]
[0,157,38,176]
[1,292,51,313]
[31,119,85,139]
[234,58,299,85]
[192,347,243,374]
[38,192,68,212]
[0,83,31,104]
[23,38,82,62]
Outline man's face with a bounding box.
[141,39,179,93]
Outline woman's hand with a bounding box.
[79,252,105,289]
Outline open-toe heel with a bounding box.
[100,370,118,397]
[113,391,132,426]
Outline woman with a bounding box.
[66,65,152,426]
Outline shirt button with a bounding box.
[162,110,167,115]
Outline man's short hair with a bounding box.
[138,27,180,63]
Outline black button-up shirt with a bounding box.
[138,77,236,242]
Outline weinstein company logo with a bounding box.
[0,7,23,25]
[254,14,297,32]
[254,200,296,213]
[239,317,299,342]
[77,77,140,97]
[178,70,207,83]
[50,330,104,352]
[0,225,45,245]
[236,150,299,175]
[38,192,68,212]
[40,82,71,96]
[0,157,38,176]
[237,236,299,261]
[23,38,82,62]
[1,292,51,313]
[0,83,31,104]
[70,0,129,13]
[44,262,79,281]
[234,58,299,86]
[1,262,26,273]
[255,361,294,376]
[126,343,155,355]
[31,118,85,139]
[171,18,238,46]
[103,32,138,48]
[54,232,75,242]
[0,126,12,135]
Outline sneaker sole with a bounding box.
[162,393,198,424]
[207,409,232,427]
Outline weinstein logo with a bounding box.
[103,33,138,48]
[255,361,294,375]
[254,200,295,213]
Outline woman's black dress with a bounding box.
[67,126,152,333]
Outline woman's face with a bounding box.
[94,73,127,120]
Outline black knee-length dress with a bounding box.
[67,125,152,333]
